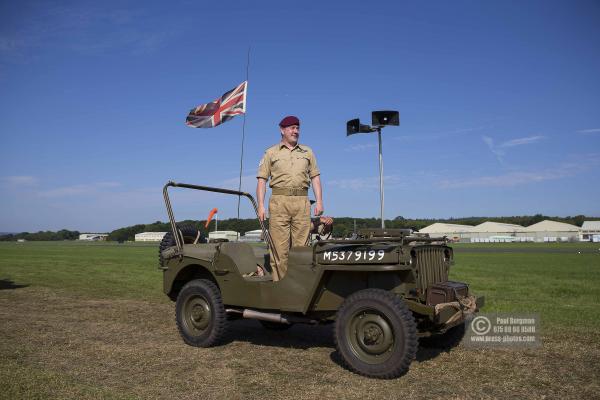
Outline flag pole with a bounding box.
[237,46,251,219]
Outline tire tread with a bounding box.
[334,289,418,379]
[175,279,227,347]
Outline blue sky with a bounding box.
[1,0,599,232]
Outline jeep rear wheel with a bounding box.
[334,289,417,379]
[175,279,227,347]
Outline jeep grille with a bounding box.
[412,246,449,290]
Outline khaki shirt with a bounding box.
[257,143,320,189]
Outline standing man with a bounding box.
[256,115,323,281]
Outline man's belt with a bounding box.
[271,187,308,196]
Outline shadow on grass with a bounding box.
[224,319,334,350]
[224,318,450,370]
[414,345,453,362]
[0,279,29,290]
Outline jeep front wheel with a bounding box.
[175,279,227,347]
[334,289,418,379]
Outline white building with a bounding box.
[469,222,527,242]
[208,231,239,242]
[79,233,108,241]
[419,219,585,243]
[135,232,168,242]
[240,229,263,242]
[521,220,580,242]
[418,223,473,242]
[580,221,600,242]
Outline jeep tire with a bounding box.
[175,279,227,347]
[334,289,418,379]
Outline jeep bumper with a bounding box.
[405,294,485,329]
[434,294,485,329]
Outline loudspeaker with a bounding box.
[346,119,360,136]
[346,119,373,135]
[372,110,399,126]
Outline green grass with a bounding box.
[450,249,600,331]
[1,241,599,330]
[452,241,600,250]
[1,241,600,399]
[0,241,165,302]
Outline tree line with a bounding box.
[2,214,596,242]
[0,230,80,241]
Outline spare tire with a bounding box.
[158,224,205,268]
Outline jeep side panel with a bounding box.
[305,269,415,313]
[215,245,320,312]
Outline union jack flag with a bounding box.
[186,81,247,128]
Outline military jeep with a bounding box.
[159,182,484,379]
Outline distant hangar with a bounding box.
[79,233,108,241]
[580,221,600,242]
[418,220,584,242]
[135,232,167,242]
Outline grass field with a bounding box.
[1,241,599,399]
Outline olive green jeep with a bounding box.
[159,182,484,379]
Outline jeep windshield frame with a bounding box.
[162,181,279,263]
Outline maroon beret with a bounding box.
[279,115,300,127]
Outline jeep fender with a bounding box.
[163,260,217,301]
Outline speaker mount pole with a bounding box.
[377,126,385,229]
